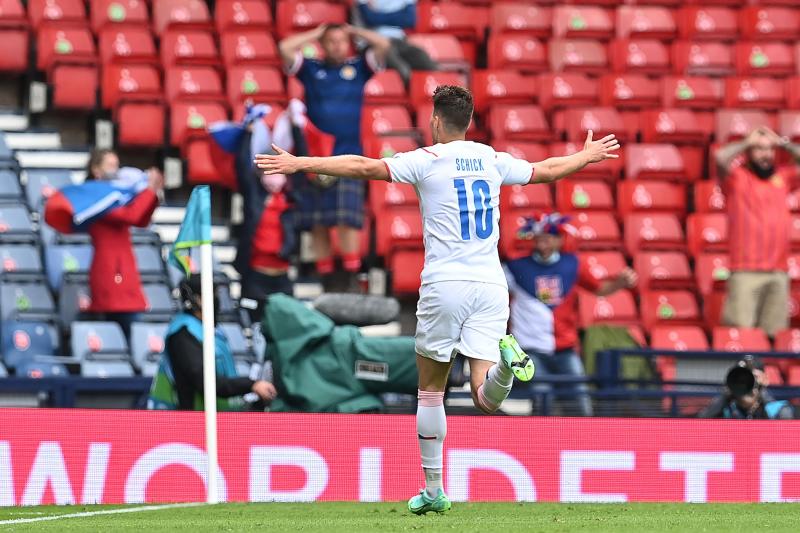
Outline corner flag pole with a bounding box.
[200,240,219,504]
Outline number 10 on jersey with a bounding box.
[454,178,493,240]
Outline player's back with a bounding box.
[383,140,533,287]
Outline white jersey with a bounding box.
[382,140,533,287]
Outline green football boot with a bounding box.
[499,334,535,381]
[407,489,452,515]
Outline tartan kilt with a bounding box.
[293,175,365,230]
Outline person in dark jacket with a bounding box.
[85,149,162,338]
[149,276,276,411]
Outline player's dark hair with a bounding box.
[432,85,473,133]
[320,23,347,41]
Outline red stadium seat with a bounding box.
[634,251,693,290]
[226,65,283,107]
[161,30,218,68]
[409,71,467,109]
[487,34,547,73]
[686,213,728,257]
[563,107,627,143]
[361,106,414,140]
[556,180,613,212]
[91,0,148,33]
[489,3,551,38]
[599,74,660,109]
[416,1,484,41]
[0,0,27,27]
[369,180,417,217]
[499,210,533,259]
[577,289,639,328]
[740,7,800,41]
[549,141,623,181]
[610,39,670,75]
[791,215,800,252]
[215,0,272,33]
[220,30,278,67]
[624,213,685,255]
[28,0,85,30]
[166,66,224,104]
[115,101,165,147]
[98,27,158,65]
[788,254,800,287]
[362,135,419,160]
[52,64,98,109]
[724,77,786,110]
[715,109,771,143]
[538,73,597,112]
[567,211,621,250]
[677,7,738,41]
[695,253,730,295]
[779,111,800,143]
[375,206,423,257]
[616,6,677,40]
[552,6,613,40]
[641,290,701,331]
[275,0,346,39]
[625,144,691,181]
[152,0,211,36]
[499,183,552,213]
[390,249,424,295]
[489,105,550,142]
[549,39,608,75]
[618,181,687,217]
[651,325,709,350]
[712,327,770,352]
[472,70,536,114]
[169,101,227,147]
[579,251,627,282]
[661,76,724,109]
[493,142,548,164]
[102,64,161,109]
[407,34,467,71]
[702,290,727,331]
[735,42,795,77]
[37,26,95,73]
[774,329,800,353]
[364,70,407,107]
[671,41,733,76]
[185,137,235,189]
[641,109,705,144]
[694,181,726,213]
[0,10,28,73]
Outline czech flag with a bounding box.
[207,104,272,190]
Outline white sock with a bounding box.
[417,389,446,498]
[476,364,514,413]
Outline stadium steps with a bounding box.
[3,131,61,151]
[0,110,29,132]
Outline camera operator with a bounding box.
[698,356,794,419]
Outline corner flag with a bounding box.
[169,185,211,276]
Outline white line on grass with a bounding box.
[0,502,205,525]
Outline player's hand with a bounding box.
[745,127,765,147]
[255,144,301,175]
[617,267,638,289]
[758,126,789,148]
[251,380,277,402]
[146,167,164,192]
[583,130,620,163]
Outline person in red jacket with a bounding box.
[85,149,163,338]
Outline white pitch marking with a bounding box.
[0,502,205,525]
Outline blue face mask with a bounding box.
[534,251,560,265]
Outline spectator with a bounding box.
[279,24,390,292]
[148,276,276,411]
[352,0,438,85]
[504,213,637,416]
[715,127,800,338]
[698,357,793,419]
[84,149,162,338]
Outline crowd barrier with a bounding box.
[1,409,800,505]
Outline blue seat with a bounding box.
[0,170,22,202]
[134,244,165,280]
[70,321,130,362]
[0,244,43,278]
[44,244,93,291]
[0,204,36,244]
[130,321,167,377]
[80,360,135,377]
[0,361,7,377]
[140,283,177,322]
[0,280,56,322]
[59,279,92,329]
[219,322,253,360]
[0,133,12,165]
[0,320,59,370]
[24,169,72,211]
[17,360,69,378]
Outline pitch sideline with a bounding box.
[0,502,205,525]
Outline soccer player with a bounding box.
[255,85,619,514]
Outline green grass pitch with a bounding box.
[1,502,800,532]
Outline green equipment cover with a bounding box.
[262,294,418,413]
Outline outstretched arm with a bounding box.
[530,131,620,184]
[254,145,390,181]
[348,24,391,64]
[279,25,326,70]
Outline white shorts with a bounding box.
[415,280,510,363]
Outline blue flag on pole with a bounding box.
[170,185,212,276]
